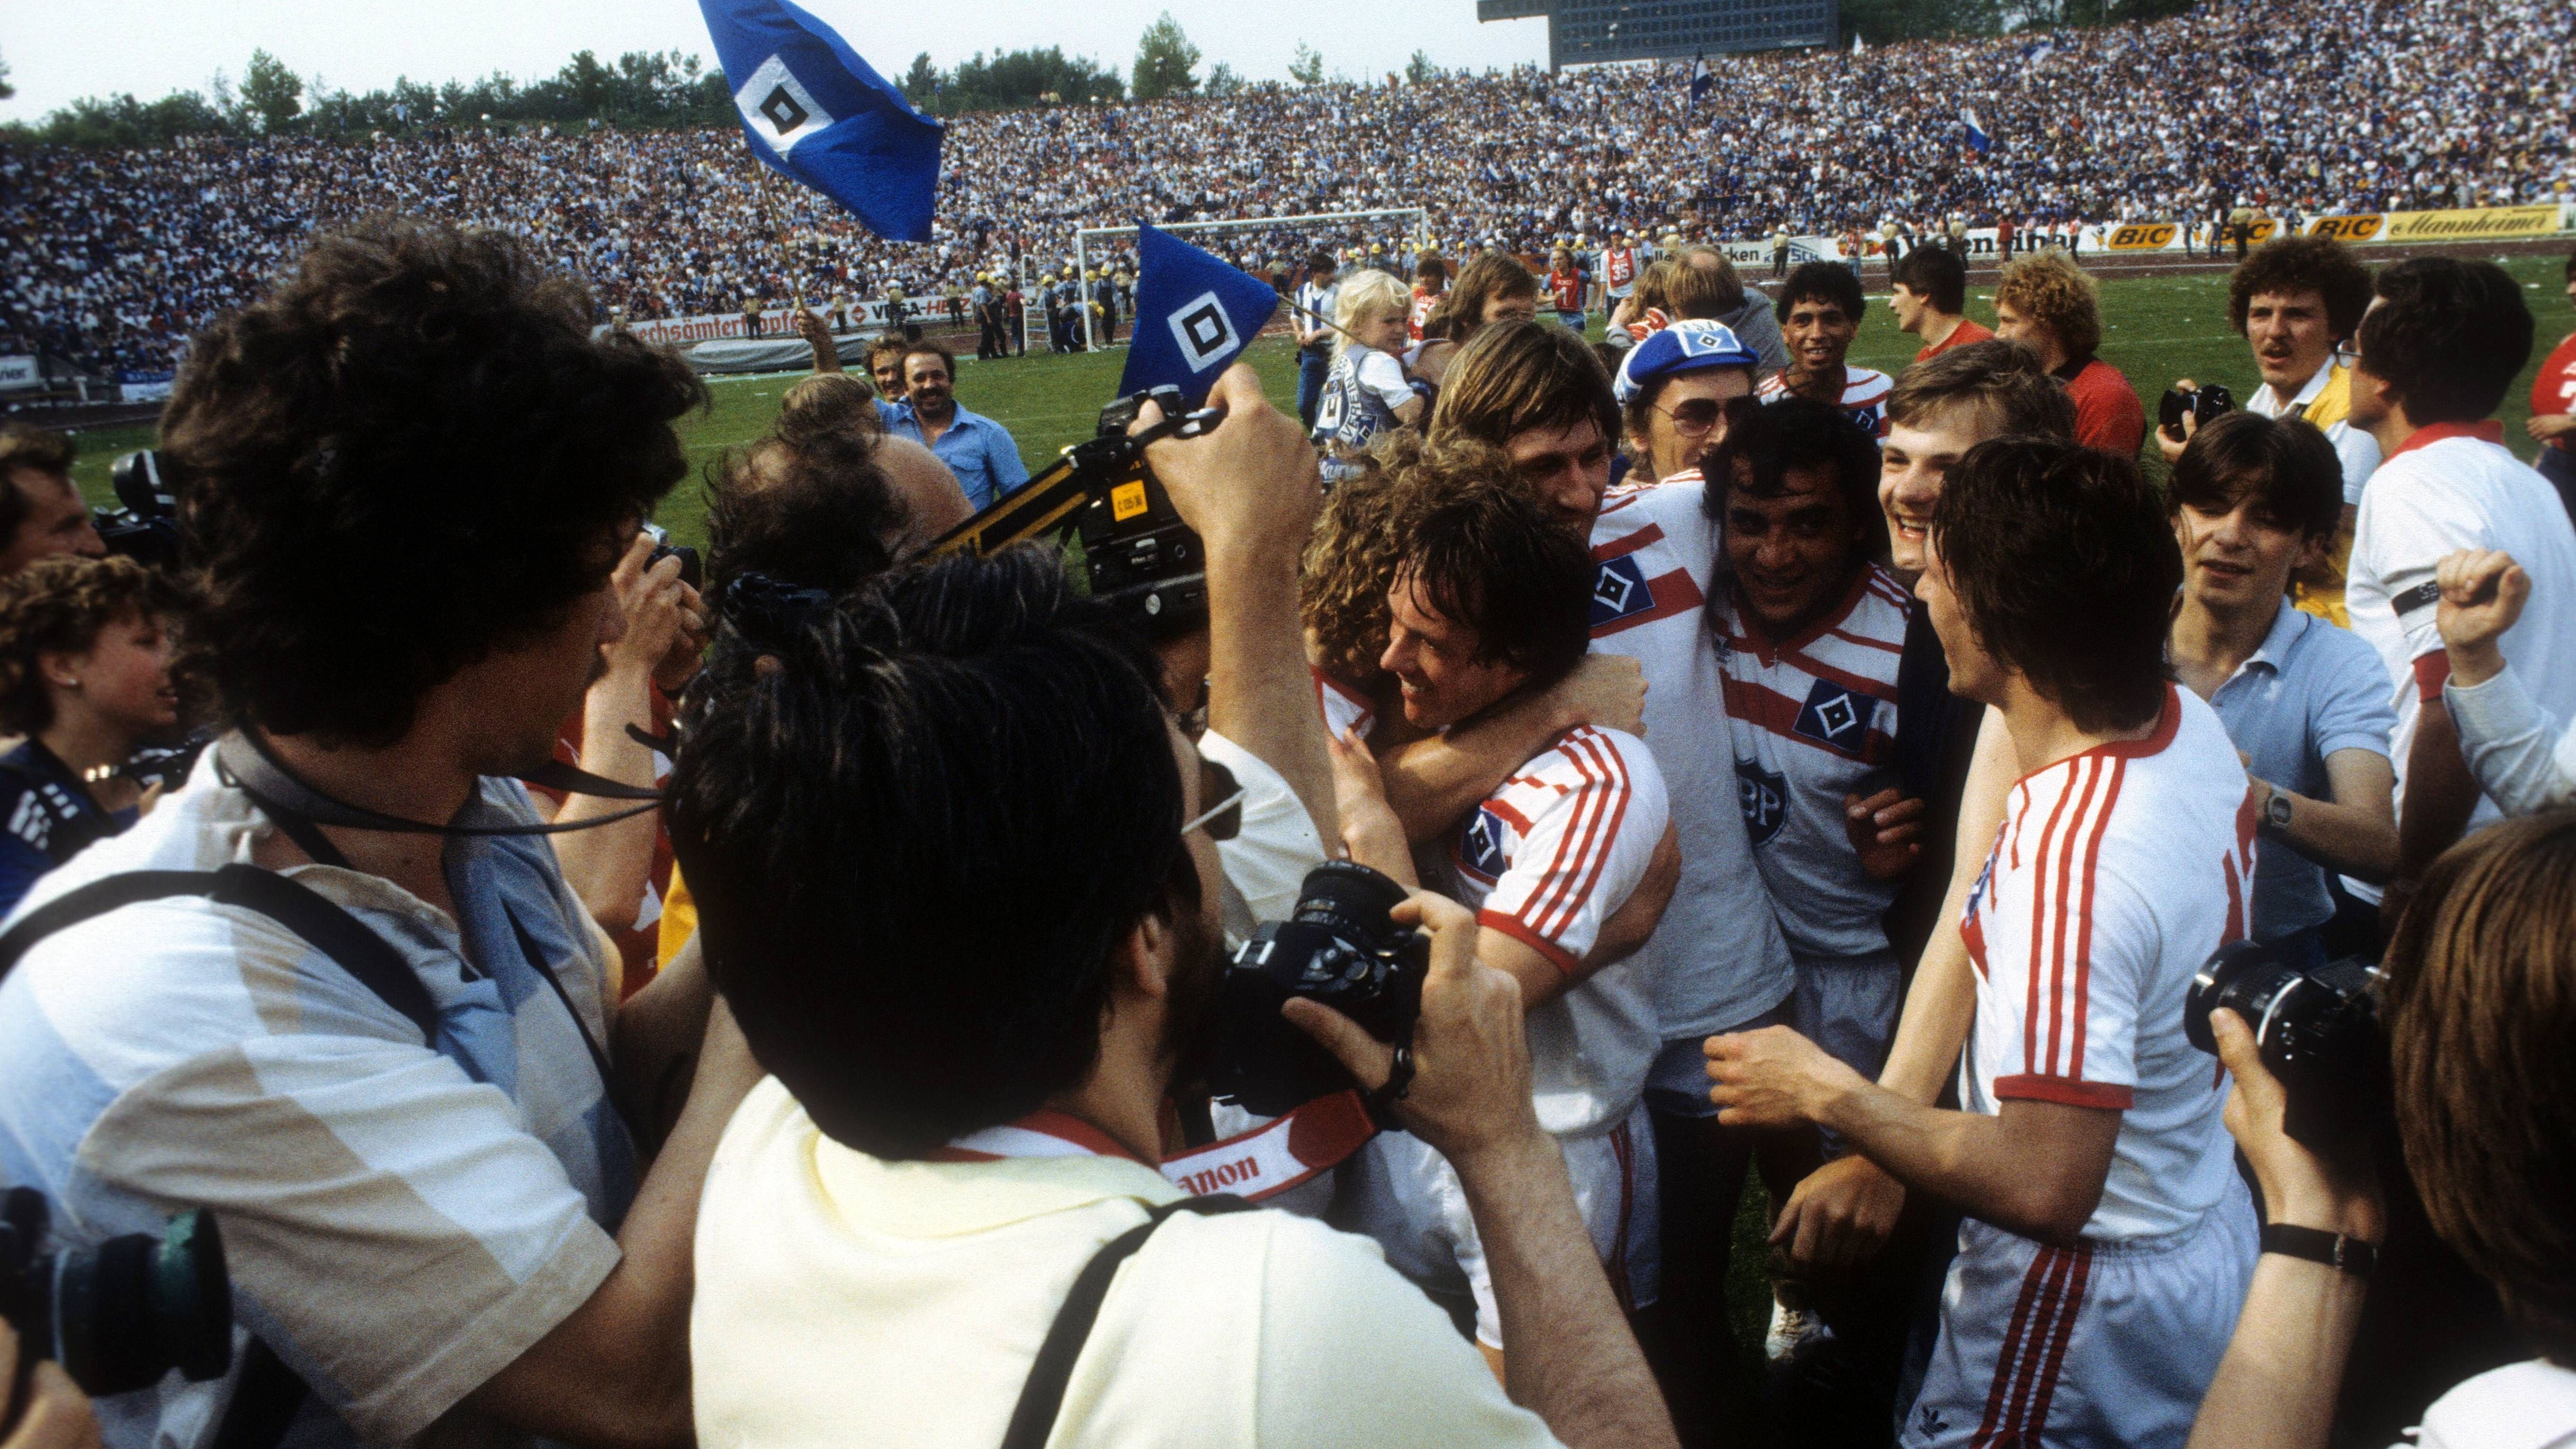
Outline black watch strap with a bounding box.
[2261,1222,2376,1278]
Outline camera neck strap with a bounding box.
[213,731,662,849]
[929,1093,1378,1205]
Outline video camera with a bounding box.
[925,386,1214,639]
[2158,381,2235,440]
[1212,862,1428,1117]
[2186,939,2389,1152]
[0,1186,232,1403]
[97,451,183,569]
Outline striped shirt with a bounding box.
[1714,564,1911,959]
[1958,685,2254,1240]
[1757,365,1895,438]
[1444,724,1669,1137]
[0,753,635,1449]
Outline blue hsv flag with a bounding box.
[1688,53,1714,103]
[697,0,942,242]
[1119,224,1282,407]
[1962,108,1992,155]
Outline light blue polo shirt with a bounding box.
[888,403,1030,513]
[2197,602,2396,938]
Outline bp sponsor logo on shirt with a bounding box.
[1735,759,1790,847]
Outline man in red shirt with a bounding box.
[1888,246,1994,364]
[1547,246,1589,330]
[2528,247,2576,518]
[1994,252,2145,457]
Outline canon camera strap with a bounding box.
[213,731,661,840]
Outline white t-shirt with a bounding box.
[1958,685,2255,1241]
[2408,1359,2576,1449]
[1440,724,1669,1137]
[2244,364,2380,506]
[1589,474,1797,1037]
[2346,426,2576,855]
[1713,563,1911,960]
[693,1080,1563,1449]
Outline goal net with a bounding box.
[1068,208,1428,351]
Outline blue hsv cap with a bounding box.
[1614,320,1761,405]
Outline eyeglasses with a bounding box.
[1182,758,1244,842]
[2331,342,2362,370]
[1654,397,1727,434]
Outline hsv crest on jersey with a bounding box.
[1459,807,1509,884]
[1592,557,1652,627]
[1588,522,1705,637]
[1793,679,1878,751]
[1735,758,1790,846]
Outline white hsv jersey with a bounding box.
[1757,367,1895,439]
[1589,474,1797,1038]
[1443,724,1670,1136]
[1959,686,2256,1241]
[1714,564,1911,958]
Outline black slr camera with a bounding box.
[2185,940,2388,1150]
[0,1187,232,1400]
[2158,381,2236,440]
[638,522,702,592]
[96,451,183,569]
[1212,862,1429,1117]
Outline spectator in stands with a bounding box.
[2435,548,2576,816]
[2528,248,2576,517]
[0,216,757,1449]
[1888,246,1993,363]
[1757,262,1892,438]
[0,426,106,577]
[1615,321,1760,489]
[885,342,1027,513]
[2158,237,2380,626]
[2164,413,2397,961]
[0,555,181,918]
[2343,257,2576,926]
[1992,251,2146,457]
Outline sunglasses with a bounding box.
[1182,758,1245,842]
[1654,397,1727,434]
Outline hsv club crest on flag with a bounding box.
[697,0,943,242]
[1118,223,1283,407]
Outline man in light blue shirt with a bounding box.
[885,342,1028,513]
[2165,412,2398,964]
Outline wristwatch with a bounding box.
[2261,1222,2376,1277]
[2265,788,2294,832]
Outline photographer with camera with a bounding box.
[2184,809,2576,1449]
[0,429,105,579]
[671,545,1678,1449]
[0,218,761,1449]
[0,557,184,919]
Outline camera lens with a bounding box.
[54,1209,233,1397]
[2184,939,2305,1055]
[1290,860,1412,938]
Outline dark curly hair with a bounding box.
[159,216,706,746]
[2356,257,2535,426]
[1775,260,1867,325]
[2227,236,2375,340]
[0,555,183,736]
[1932,437,2179,733]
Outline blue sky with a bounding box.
[3,0,1555,120]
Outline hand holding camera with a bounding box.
[2208,1008,2384,1245]
[1131,364,1321,560]
[2155,379,2235,462]
[1275,885,1545,1168]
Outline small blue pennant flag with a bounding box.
[1118,223,1282,407]
[1688,53,1714,103]
[1962,108,1992,155]
[697,0,944,242]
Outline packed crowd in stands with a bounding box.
[6,0,2570,376]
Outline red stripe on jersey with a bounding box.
[1590,521,1667,564]
[2045,760,2109,1079]
[1823,624,1905,656]
[1719,677,1889,765]
[2068,758,2124,1082]
[2023,770,2080,1077]
[1483,796,1535,837]
[2020,1247,2094,1440]
[1479,908,1583,975]
[1973,1247,2060,1447]
[1553,731,1636,941]
[1992,1074,2135,1109]
[1593,568,1707,639]
[1523,728,1620,941]
[1961,878,1990,979]
[2006,785,2031,872]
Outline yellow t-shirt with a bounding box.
[2289,365,2358,629]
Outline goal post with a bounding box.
[1070,208,1429,353]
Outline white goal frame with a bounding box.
[1072,208,1429,352]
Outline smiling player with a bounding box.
[1757,262,1892,439]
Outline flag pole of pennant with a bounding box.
[1118,223,1283,408]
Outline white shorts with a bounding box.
[1791,950,1904,1085]
[1344,1101,1659,1348]
[1901,1175,2258,1449]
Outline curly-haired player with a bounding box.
[1993,252,2146,457]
